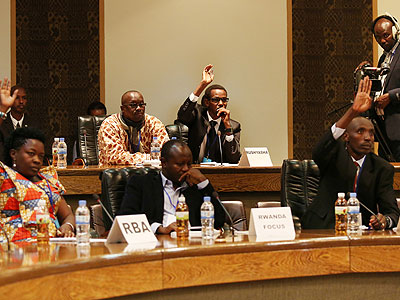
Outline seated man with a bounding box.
[117,139,225,234]
[302,77,400,230]
[0,83,34,161]
[97,90,169,166]
[87,101,107,116]
[177,65,241,163]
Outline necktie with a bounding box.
[207,121,217,161]
[353,161,360,192]
[16,123,21,128]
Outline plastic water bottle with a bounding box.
[347,192,361,233]
[335,192,347,234]
[150,136,161,160]
[201,196,214,240]
[176,196,189,239]
[75,200,90,245]
[36,200,50,244]
[57,137,67,169]
[52,138,59,168]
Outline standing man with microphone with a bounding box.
[177,65,241,164]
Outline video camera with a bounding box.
[353,62,390,93]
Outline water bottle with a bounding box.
[57,137,67,169]
[201,196,214,239]
[150,136,161,160]
[75,200,90,245]
[347,192,361,233]
[36,200,50,244]
[52,138,59,168]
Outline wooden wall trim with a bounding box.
[11,0,16,84]
[372,0,378,66]
[99,0,105,104]
[287,0,293,159]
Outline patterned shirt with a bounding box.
[0,162,65,242]
[97,113,169,166]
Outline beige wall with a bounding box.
[376,0,400,57]
[0,0,11,76]
[104,0,288,165]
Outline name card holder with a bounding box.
[238,147,273,167]
[106,214,157,244]
[248,207,295,242]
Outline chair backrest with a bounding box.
[165,121,189,143]
[280,159,320,219]
[256,201,281,208]
[100,167,159,230]
[77,115,107,165]
[89,204,105,237]
[221,200,248,231]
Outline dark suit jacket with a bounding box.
[0,113,34,161]
[301,130,400,229]
[177,97,241,164]
[117,172,226,230]
[379,46,400,141]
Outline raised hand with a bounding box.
[352,76,372,113]
[201,64,214,85]
[0,77,18,111]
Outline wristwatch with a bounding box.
[224,127,233,134]
[0,111,7,120]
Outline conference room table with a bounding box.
[1,230,400,299]
[57,163,400,196]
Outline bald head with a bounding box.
[344,117,375,160]
[374,17,396,52]
[120,90,146,122]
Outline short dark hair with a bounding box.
[161,139,189,161]
[87,101,107,115]
[10,85,26,96]
[371,15,396,35]
[4,127,46,167]
[201,84,227,106]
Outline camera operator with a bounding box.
[370,14,400,161]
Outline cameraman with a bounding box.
[371,14,400,161]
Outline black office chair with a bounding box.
[165,121,189,143]
[77,115,107,165]
[280,159,320,229]
[100,167,159,231]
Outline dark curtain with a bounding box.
[292,0,373,159]
[16,0,100,161]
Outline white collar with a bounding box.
[160,172,188,191]
[206,111,221,126]
[9,112,24,129]
[351,155,366,167]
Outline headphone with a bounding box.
[372,12,400,41]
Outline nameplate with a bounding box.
[238,147,273,167]
[106,214,157,244]
[248,207,295,242]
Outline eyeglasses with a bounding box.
[209,97,229,104]
[125,103,147,109]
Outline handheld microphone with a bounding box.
[82,129,89,167]
[97,199,114,223]
[217,131,223,165]
[211,191,236,237]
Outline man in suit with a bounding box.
[177,65,241,164]
[0,84,34,161]
[117,139,225,234]
[372,14,400,161]
[302,77,400,230]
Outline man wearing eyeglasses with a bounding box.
[98,90,169,166]
[177,65,241,164]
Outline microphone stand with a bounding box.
[97,199,114,224]
[217,131,223,166]
[83,129,89,168]
[212,191,236,239]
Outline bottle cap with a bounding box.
[171,136,177,140]
[60,137,65,142]
[337,192,345,198]
[79,200,87,206]
[350,192,357,198]
[153,136,158,140]
[203,196,211,202]
[54,137,59,142]
[178,196,185,203]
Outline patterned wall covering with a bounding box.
[16,0,100,160]
[292,0,373,159]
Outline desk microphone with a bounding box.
[83,129,89,166]
[217,131,223,166]
[211,191,236,237]
[97,199,114,224]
